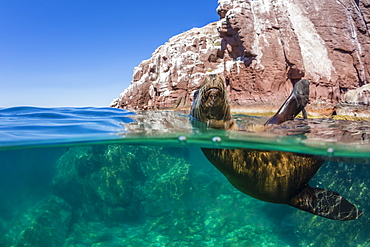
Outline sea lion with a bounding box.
[191,74,362,221]
[190,74,236,130]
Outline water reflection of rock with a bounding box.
[231,115,370,147]
[121,110,193,136]
[122,111,370,147]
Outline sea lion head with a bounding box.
[190,74,233,128]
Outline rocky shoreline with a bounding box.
[111,0,370,114]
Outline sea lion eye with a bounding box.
[206,89,220,100]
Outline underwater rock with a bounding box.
[53,144,296,246]
[0,196,71,247]
[139,155,192,217]
[17,143,367,246]
[52,146,95,207]
[52,145,141,223]
[288,159,370,247]
[64,221,120,246]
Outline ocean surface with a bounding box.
[0,106,369,247]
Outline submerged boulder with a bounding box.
[52,145,141,223]
[0,196,71,247]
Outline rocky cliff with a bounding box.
[111,0,370,112]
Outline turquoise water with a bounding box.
[0,106,369,246]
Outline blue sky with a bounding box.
[0,0,219,107]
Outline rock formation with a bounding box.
[343,84,370,105]
[335,83,370,116]
[111,23,223,110]
[111,0,370,113]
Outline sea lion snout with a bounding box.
[295,79,310,96]
[205,88,223,107]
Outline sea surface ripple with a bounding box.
[0,106,135,147]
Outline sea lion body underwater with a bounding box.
[191,75,363,221]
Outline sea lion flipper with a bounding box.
[289,186,363,221]
[302,108,307,119]
[265,79,310,125]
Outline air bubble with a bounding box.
[178,136,187,143]
[327,147,335,156]
[212,136,222,143]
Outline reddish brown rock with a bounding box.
[111,0,370,112]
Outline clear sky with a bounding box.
[0,0,219,107]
